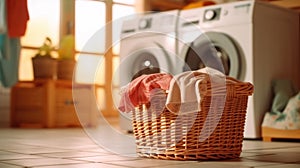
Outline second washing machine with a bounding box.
[177,0,300,138]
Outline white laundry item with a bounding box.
[165,67,226,114]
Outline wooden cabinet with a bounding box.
[135,0,188,12]
[268,0,300,9]
[262,127,300,142]
[10,80,98,128]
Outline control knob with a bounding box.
[205,10,216,20]
[139,19,151,29]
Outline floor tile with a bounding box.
[240,151,275,158]
[38,151,107,158]
[105,158,193,168]
[72,154,139,163]
[222,160,279,167]
[0,142,40,150]
[0,151,18,155]
[1,128,299,168]
[257,163,300,168]
[34,162,128,168]
[242,140,300,151]
[248,146,300,153]
[159,162,252,168]
[3,147,72,155]
[0,162,22,168]
[245,151,300,163]
[79,147,116,154]
[15,138,98,150]
[1,158,88,167]
[0,153,44,161]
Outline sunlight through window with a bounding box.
[21,0,60,47]
[75,1,106,53]
[112,4,136,55]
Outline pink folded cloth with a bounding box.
[118,73,173,113]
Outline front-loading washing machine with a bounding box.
[118,10,179,132]
[177,0,300,139]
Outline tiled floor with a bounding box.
[0,125,300,168]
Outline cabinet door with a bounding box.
[55,87,81,127]
[14,86,45,107]
[11,84,46,127]
[73,87,99,127]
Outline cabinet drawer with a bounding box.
[55,88,74,107]
[13,108,44,126]
[11,80,98,128]
[55,88,79,127]
[55,108,81,127]
[13,87,45,107]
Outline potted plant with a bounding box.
[32,37,57,79]
[57,34,76,80]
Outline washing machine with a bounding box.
[118,10,179,132]
[177,0,300,139]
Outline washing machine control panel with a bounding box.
[203,8,221,22]
[139,18,152,30]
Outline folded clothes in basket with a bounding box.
[166,67,225,114]
[118,67,226,114]
[118,73,173,113]
[126,68,253,161]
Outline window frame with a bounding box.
[20,0,135,117]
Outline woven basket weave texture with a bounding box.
[131,75,253,160]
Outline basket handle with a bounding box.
[199,76,254,96]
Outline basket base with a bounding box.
[137,152,240,160]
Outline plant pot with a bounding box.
[57,60,76,80]
[32,56,57,79]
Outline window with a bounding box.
[20,0,60,81]
[75,1,106,53]
[75,0,106,85]
[21,0,60,47]
[20,0,136,117]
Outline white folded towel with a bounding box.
[165,67,226,114]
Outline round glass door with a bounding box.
[131,52,160,81]
[183,32,244,80]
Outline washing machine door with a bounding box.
[182,32,244,80]
[119,41,174,87]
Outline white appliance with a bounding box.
[177,0,300,138]
[118,10,180,132]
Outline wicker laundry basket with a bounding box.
[130,75,253,160]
